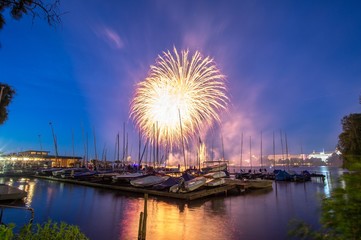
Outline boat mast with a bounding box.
[138,130,141,170]
[101,145,107,161]
[117,132,120,161]
[211,138,214,162]
[198,137,202,172]
[285,132,289,170]
[81,123,86,167]
[156,121,159,167]
[240,132,243,170]
[221,133,225,161]
[249,136,252,170]
[260,130,263,167]
[273,131,276,168]
[72,129,75,164]
[93,127,99,170]
[280,129,284,169]
[152,123,156,168]
[178,109,187,170]
[86,133,89,166]
[125,132,129,163]
[122,122,125,163]
[139,140,148,166]
[49,122,59,167]
[93,127,98,160]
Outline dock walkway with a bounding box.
[34,176,247,201]
[0,184,27,201]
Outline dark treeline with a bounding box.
[289,94,361,239]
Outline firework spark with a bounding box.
[130,47,228,148]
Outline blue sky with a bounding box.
[0,0,360,165]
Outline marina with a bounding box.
[0,161,329,203]
[33,174,247,201]
[0,166,342,240]
[1,0,359,239]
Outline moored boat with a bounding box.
[60,168,90,179]
[202,163,227,173]
[152,176,181,191]
[242,178,273,189]
[112,172,148,182]
[170,176,207,193]
[52,168,88,178]
[36,168,63,176]
[71,170,98,180]
[0,184,27,201]
[204,171,227,179]
[130,175,169,187]
[274,170,292,181]
[205,178,226,187]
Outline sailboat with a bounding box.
[201,134,228,173]
[236,132,273,189]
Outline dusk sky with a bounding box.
[1,1,360,165]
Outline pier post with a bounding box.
[138,212,144,239]
[138,193,148,240]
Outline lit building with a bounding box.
[267,153,306,161]
[0,150,82,169]
[307,150,333,162]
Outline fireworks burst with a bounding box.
[130,47,228,148]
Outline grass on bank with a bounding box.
[0,220,89,240]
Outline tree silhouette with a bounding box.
[337,113,361,170]
[0,0,61,30]
[0,1,61,124]
[0,83,15,124]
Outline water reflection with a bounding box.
[143,197,233,240]
[0,167,344,240]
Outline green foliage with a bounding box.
[321,173,361,239]
[0,223,15,240]
[337,114,361,170]
[0,83,15,125]
[0,220,89,240]
[288,219,327,240]
[289,173,361,240]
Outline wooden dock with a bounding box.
[0,184,27,201]
[34,176,247,201]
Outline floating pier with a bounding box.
[34,176,247,201]
[0,184,27,201]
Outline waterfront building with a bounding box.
[0,150,82,170]
[266,149,339,166]
[307,150,333,162]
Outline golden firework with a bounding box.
[130,47,228,148]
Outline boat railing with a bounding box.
[0,204,34,225]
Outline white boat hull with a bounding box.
[130,175,169,187]
[204,171,227,179]
[205,178,226,187]
[170,177,207,193]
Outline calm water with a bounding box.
[0,167,344,240]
